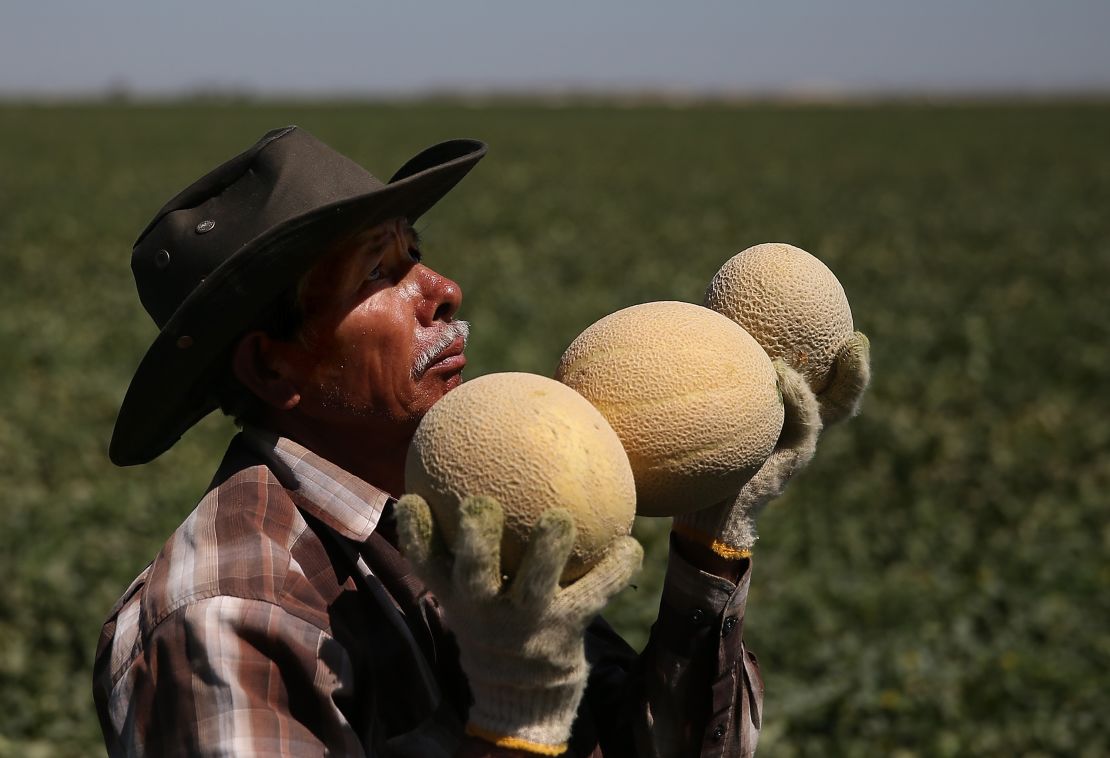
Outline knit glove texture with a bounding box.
[817,331,871,426]
[672,332,871,558]
[396,494,643,756]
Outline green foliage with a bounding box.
[1,102,1107,756]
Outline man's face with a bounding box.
[274,218,468,434]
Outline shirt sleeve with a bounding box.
[579,537,763,758]
[100,595,365,757]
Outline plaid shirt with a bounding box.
[94,429,763,756]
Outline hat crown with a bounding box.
[131,126,387,328]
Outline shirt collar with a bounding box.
[241,425,393,543]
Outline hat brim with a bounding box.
[110,138,487,466]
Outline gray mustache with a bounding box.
[413,320,470,378]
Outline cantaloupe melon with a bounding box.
[705,243,854,393]
[405,372,636,582]
[555,301,784,517]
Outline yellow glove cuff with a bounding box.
[466,723,568,756]
[672,522,753,560]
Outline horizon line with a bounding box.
[3,83,1110,107]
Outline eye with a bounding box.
[408,246,423,263]
[366,265,383,282]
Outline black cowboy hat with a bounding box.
[109,126,487,466]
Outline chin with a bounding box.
[408,376,463,420]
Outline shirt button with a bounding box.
[722,615,738,636]
[712,724,726,741]
[690,608,706,624]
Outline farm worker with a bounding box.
[93,126,867,756]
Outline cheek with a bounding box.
[337,303,419,403]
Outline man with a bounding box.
[94,126,869,757]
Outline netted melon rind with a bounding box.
[705,243,854,393]
[406,372,636,582]
[556,301,784,517]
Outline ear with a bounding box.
[231,331,303,411]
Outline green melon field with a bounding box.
[1,101,1107,756]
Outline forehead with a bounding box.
[338,217,415,263]
[302,217,412,289]
[346,218,412,253]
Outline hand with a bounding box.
[671,331,871,559]
[396,495,643,756]
[672,360,821,559]
[818,331,871,426]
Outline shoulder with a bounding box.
[139,460,342,632]
[94,458,321,702]
[93,441,385,742]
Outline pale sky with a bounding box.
[2,0,1108,96]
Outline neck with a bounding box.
[261,414,415,498]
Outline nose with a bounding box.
[414,265,462,326]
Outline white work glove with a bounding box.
[816,331,872,427]
[672,332,871,558]
[396,494,643,756]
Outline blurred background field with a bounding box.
[1,101,1108,756]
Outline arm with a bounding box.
[104,596,361,757]
[570,535,761,757]
[628,334,871,757]
[626,538,763,757]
